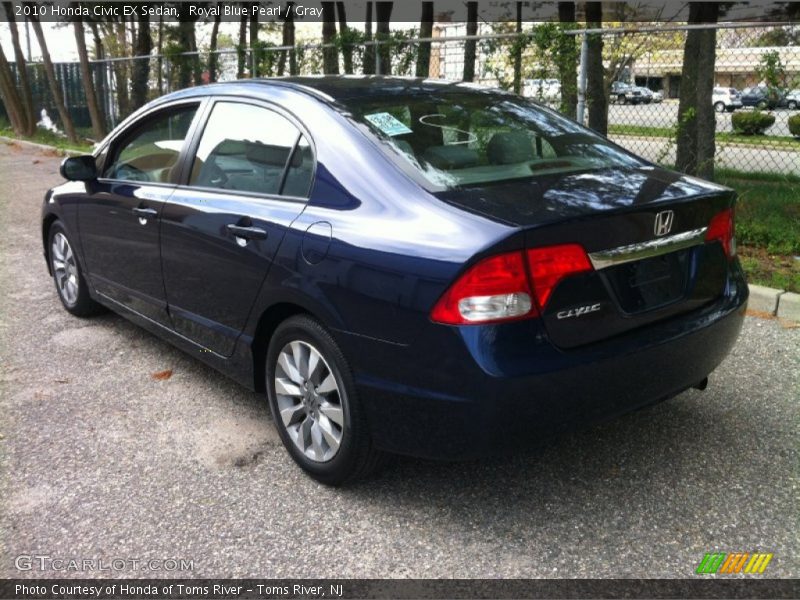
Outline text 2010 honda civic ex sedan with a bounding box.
[43,77,747,484]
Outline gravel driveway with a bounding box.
[1,140,798,579]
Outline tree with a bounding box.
[463,1,478,82]
[512,2,523,94]
[73,18,106,139]
[676,2,719,179]
[585,2,607,134]
[415,2,434,77]
[0,45,28,136]
[237,6,247,77]
[556,2,578,119]
[375,2,393,75]
[2,2,35,135]
[87,20,109,124]
[277,3,297,76]
[130,9,152,110]
[29,13,79,143]
[208,4,222,82]
[249,2,259,77]
[322,2,339,74]
[363,2,375,75]
[336,2,354,74]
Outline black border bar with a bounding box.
[2,579,799,600]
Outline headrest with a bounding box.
[422,145,480,170]
[487,131,536,165]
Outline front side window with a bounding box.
[347,90,644,190]
[103,104,198,182]
[189,102,310,196]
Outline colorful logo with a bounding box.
[696,552,773,574]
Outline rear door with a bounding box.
[160,99,314,356]
[79,101,203,324]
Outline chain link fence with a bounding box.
[2,23,799,175]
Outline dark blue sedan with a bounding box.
[43,77,747,484]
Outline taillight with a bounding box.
[430,251,534,325]
[430,244,593,325]
[705,208,736,259]
[526,244,593,309]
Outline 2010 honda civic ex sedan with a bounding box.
[43,76,747,484]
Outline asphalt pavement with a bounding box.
[1,141,798,579]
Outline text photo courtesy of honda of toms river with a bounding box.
[44,77,747,485]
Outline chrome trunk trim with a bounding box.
[588,227,708,270]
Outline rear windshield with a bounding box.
[345,90,644,190]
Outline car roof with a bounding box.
[155,75,510,106]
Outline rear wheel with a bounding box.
[788,100,798,110]
[756,100,768,110]
[265,315,384,485]
[714,101,725,113]
[48,222,103,317]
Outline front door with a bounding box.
[79,102,202,324]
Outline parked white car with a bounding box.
[523,78,561,101]
[712,87,742,112]
[785,89,800,110]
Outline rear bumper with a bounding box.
[343,268,748,460]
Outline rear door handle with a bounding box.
[132,207,158,218]
[226,224,268,241]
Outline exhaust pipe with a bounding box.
[693,377,708,391]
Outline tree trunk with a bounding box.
[463,2,478,82]
[88,21,108,126]
[676,3,719,179]
[277,4,296,76]
[585,2,607,134]
[209,7,221,82]
[375,2,392,75]
[131,11,151,110]
[112,20,131,118]
[415,2,434,77]
[73,19,106,139]
[237,7,247,78]
[512,2,522,94]
[29,15,79,143]
[249,2,259,77]
[336,2,353,74]
[0,44,27,136]
[2,2,35,134]
[322,2,339,74]
[175,5,199,87]
[363,2,375,75]
[556,1,578,119]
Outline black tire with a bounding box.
[47,221,104,317]
[757,100,768,110]
[714,101,725,113]
[618,94,627,104]
[788,100,798,110]
[265,315,385,485]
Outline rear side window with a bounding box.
[103,104,198,182]
[189,102,312,197]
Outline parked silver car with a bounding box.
[712,87,742,112]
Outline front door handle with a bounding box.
[132,207,158,218]
[227,224,268,241]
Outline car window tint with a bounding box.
[103,105,198,182]
[189,102,303,196]
[282,136,313,197]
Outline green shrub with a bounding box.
[789,114,800,138]
[731,110,776,135]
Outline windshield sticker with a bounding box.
[364,112,413,137]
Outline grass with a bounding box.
[609,124,800,149]
[716,172,800,293]
[0,119,94,153]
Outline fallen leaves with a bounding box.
[151,369,173,381]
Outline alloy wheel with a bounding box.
[51,232,79,306]
[274,340,344,462]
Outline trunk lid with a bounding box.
[435,166,736,347]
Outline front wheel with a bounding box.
[788,100,798,110]
[48,222,104,317]
[265,315,384,485]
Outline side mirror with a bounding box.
[60,155,97,181]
